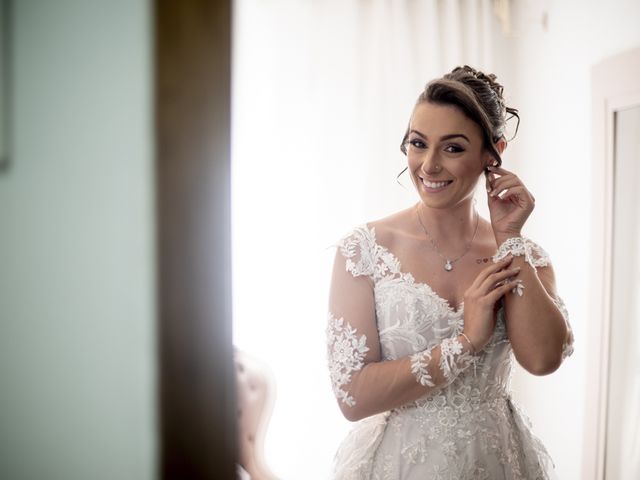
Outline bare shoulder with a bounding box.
[365,206,419,249]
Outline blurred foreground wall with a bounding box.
[0,1,156,479]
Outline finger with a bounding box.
[487,278,522,303]
[499,186,534,202]
[489,173,518,190]
[487,165,512,176]
[473,256,513,287]
[489,176,520,197]
[486,173,497,195]
[479,266,521,293]
[481,268,521,295]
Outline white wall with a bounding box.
[506,1,640,478]
[0,2,155,479]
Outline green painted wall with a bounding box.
[0,1,156,479]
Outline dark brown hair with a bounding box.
[399,65,519,171]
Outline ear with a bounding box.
[483,137,507,170]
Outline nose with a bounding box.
[420,150,441,176]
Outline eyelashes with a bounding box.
[444,145,465,153]
[407,138,465,153]
[408,139,427,149]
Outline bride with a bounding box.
[326,65,574,479]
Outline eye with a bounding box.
[444,144,465,153]
[408,138,427,149]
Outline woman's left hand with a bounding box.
[485,165,535,240]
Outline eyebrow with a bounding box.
[409,129,471,143]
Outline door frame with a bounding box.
[154,1,236,477]
[585,47,640,480]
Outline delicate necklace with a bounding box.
[415,204,479,272]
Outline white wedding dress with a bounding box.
[326,225,574,480]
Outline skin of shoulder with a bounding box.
[366,207,419,251]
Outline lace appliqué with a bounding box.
[440,337,476,381]
[410,350,435,387]
[337,227,377,278]
[410,337,477,388]
[551,294,575,360]
[326,313,370,407]
[492,236,551,270]
[336,226,401,282]
[401,436,428,464]
[512,279,525,296]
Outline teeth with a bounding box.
[423,180,451,188]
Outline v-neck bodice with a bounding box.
[337,224,508,362]
[363,223,467,315]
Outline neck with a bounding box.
[415,198,478,245]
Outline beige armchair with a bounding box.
[235,348,279,480]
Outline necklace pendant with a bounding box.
[444,260,453,271]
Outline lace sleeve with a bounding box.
[524,237,552,268]
[550,294,575,360]
[492,236,551,269]
[327,227,477,421]
[335,226,378,279]
[326,313,370,407]
[493,236,575,361]
[409,337,477,387]
[527,238,575,360]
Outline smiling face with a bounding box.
[406,101,496,209]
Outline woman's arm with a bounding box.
[327,232,476,422]
[327,226,525,421]
[494,234,573,375]
[484,165,574,375]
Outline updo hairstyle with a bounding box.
[400,65,520,169]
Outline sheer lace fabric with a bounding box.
[327,225,574,479]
